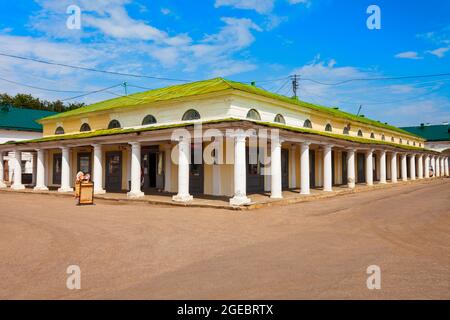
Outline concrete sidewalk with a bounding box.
[0,177,446,210]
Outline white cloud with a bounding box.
[427,47,449,58]
[288,0,311,6]
[214,0,275,14]
[394,51,423,60]
[161,8,171,15]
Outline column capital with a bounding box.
[301,141,311,147]
[128,141,141,147]
[323,144,333,152]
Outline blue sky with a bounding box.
[0,0,449,126]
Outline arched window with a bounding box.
[399,138,403,144]
[80,123,91,132]
[182,109,201,121]
[406,140,410,145]
[413,141,416,146]
[274,114,285,124]
[419,143,422,147]
[370,132,375,139]
[303,119,312,128]
[391,137,395,142]
[108,119,121,129]
[343,126,350,135]
[381,134,385,141]
[142,115,157,125]
[357,130,363,137]
[325,123,332,132]
[55,126,65,135]
[246,109,261,120]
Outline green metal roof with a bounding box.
[0,105,57,132]
[401,124,450,142]
[38,78,421,139]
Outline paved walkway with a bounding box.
[0,178,449,299]
[0,177,446,209]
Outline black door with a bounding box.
[309,149,315,188]
[246,147,264,193]
[190,144,204,194]
[77,152,92,175]
[406,156,410,178]
[342,152,348,185]
[357,153,365,183]
[281,149,289,190]
[373,154,378,181]
[105,151,122,192]
[53,153,62,185]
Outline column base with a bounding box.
[33,186,49,191]
[379,181,387,184]
[270,193,283,199]
[127,190,144,198]
[58,187,74,193]
[11,184,25,190]
[300,190,310,195]
[347,183,355,189]
[94,189,106,195]
[172,193,193,202]
[0,181,6,189]
[229,195,251,206]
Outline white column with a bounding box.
[445,157,449,176]
[58,147,73,192]
[391,152,398,183]
[424,155,430,178]
[92,144,106,194]
[323,145,333,192]
[270,139,283,199]
[440,157,445,176]
[34,149,48,191]
[230,132,250,206]
[435,157,440,177]
[0,151,6,188]
[379,150,387,184]
[417,155,423,179]
[410,154,416,180]
[127,142,144,198]
[31,152,37,186]
[263,146,271,192]
[347,148,356,189]
[365,149,373,186]
[163,144,172,193]
[300,142,310,195]
[289,145,297,189]
[11,150,25,190]
[173,137,193,202]
[401,154,408,181]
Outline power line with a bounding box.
[0,76,88,93]
[61,84,123,101]
[0,52,193,82]
[301,72,450,86]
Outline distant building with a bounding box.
[401,123,450,154]
[0,105,56,185]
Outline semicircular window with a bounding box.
[55,126,65,135]
[142,115,157,125]
[303,119,312,129]
[370,132,375,139]
[343,126,350,135]
[182,109,201,121]
[108,119,121,129]
[325,123,332,132]
[413,141,416,146]
[274,114,285,124]
[80,123,91,132]
[391,137,395,142]
[406,140,410,145]
[246,109,261,121]
[399,138,403,144]
[357,130,363,137]
[381,134,385,141]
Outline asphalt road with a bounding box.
[0,179,449,299]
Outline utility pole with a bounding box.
[122,81,128,96]
[291,74,299,99]
[356,104,362,116]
